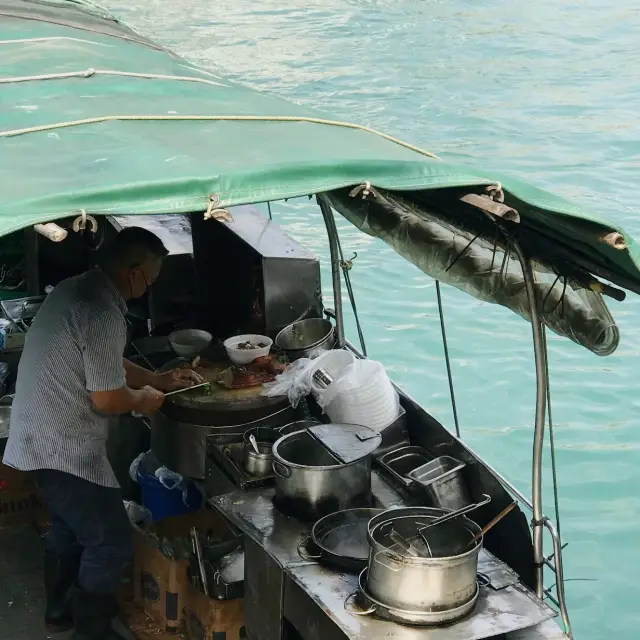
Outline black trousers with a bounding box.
[33,469,132,594]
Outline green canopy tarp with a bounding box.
[2,0,640,295]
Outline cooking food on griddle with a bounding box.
[217,354,286,389]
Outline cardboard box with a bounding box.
[0,460,49,527]
[133,509,244,633]
[185,585,244,640]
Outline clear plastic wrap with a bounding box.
[261,358,315,407]
[324,190,619,356]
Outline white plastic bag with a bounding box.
[123,500,152,527]
[155,466,190,505]
[129,450,160,483]
[261,358,315,408]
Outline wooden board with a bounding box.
[161,357,290,425]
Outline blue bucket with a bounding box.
[136,469,202,522]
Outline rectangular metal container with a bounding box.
[407,455,471,510]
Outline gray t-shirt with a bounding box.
[3,268,128,487]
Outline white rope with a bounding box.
[0,113,440,160]
[0,36,113,47]
[0,68,227,87]
[72,210,98,233]
[349,181,374,199]
[203,195,233,222]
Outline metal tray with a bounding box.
[208,442,276,491]
[376,445,433,485]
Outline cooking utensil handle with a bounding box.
[372,550,403,572]
[344,591,376,616]
[419,493,492,532]
[164,381,211,397]
[297,537,322,561]
[272,461,292,478]
[472,502,518,542]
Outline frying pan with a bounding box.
[298,507,383,573]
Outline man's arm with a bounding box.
[91,385,163,416]
[124,358,204,392]
[82,311,164,416]
[124,358,157,389]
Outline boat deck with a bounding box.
[0,523,170,640]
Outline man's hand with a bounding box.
[137,385,165,414]
[154,368,204,392]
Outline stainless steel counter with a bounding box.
[285,563,554,640]
[210,473,557,640]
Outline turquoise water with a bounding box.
[115,2,640,636]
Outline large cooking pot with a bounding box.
[275,318,335,360]
[272,424,381,521]
[366,507,482,613]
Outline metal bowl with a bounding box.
[275,319,335,360]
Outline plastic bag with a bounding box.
[261,358,315,408]
[129,450,160,483]
[123,500,152,527]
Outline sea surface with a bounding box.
[112,2,640,637]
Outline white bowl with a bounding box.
[224,334,273,365]
[169,329,213,357]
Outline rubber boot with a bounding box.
[71,587,128,640]
[44,552,81,633]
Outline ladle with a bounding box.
[249,434,261,455]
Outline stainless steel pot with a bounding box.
[275,318,335,360]
[0,403,10,439]
[366,507,482,612]
[272,425,380,520]
[276,418,320,436]
[243,442,274,478]
[243,425,280,446]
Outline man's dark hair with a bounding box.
[98,226,168,271]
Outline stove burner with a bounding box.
[344,568,480,626]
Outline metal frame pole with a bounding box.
[317,197,345,347]
[511,239,547,599]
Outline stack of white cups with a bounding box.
[309,350,400,432]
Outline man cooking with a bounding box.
[3,226,203,640]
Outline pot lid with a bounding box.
[307,423,382,464]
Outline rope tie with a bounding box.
[83,68,96,78]
[340,252,357,272]
[486,182,505,203]
[72,209,98,233]
[203,195,233,222]
[349,181,376,200]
